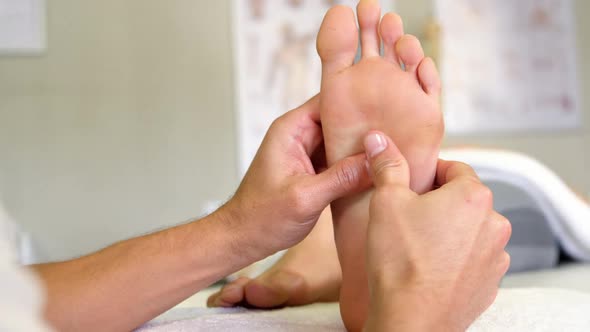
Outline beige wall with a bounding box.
[0,1,238,261]
[0,0,587,262]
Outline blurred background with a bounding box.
[0,0,588,264]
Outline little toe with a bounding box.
[357,0,382,59]
[379,12,404,65]
[395,34,425,74]
[317,5,359,76]
[418,57,441,97]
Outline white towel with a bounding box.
[0,200,54,332]
[441,148,590,262]
[138,288,590,331]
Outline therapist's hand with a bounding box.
[362,131,512,332]
[220,95,371,259]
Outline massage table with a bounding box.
[139,267,590,331]
[139,149,590,331]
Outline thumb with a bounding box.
[364,131,411,189]
[308,153,372,206]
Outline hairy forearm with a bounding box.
[32,207,263,332]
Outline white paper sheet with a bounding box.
[0,0,45,53]
[436,0,580,134]
[232,0,395,174]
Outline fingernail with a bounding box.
[365,132,388,158]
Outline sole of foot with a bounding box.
[316,1,444,331]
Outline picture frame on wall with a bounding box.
[436,0,580,134]
[231,0,396,175]
[0,0,46,55]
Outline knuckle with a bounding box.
[462,180,493,207]
[499,251,511,274]
[499,216,513,245]
[480,186,494,203]
[490,213,512,248]
[446,161,472,178]
[269,115,283,129]
[374,157,406,175]
[287,183,311,217]
[270,111,295,131]
[456,161,473,171]
[335,158,361,190]
[456,176,478,194]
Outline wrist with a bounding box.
[212,200,273,264]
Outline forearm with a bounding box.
[32,207,264,332]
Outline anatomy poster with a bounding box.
[435,0,580,134]
[232,0,395,174]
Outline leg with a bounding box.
[207,208,341,308]
[317,1,443,331]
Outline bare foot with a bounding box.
[207,209,342,308]
[317,1,444,331]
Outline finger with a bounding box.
[310,142,328,173]
[364,131,411,189]
[474,211,512,266]
[308,153,372,205]
[271,95,323,156]
[299,94,321,122]
[300,126,324,157]
[274,94,321,126]
[289,93,321,122]
[490,212,512,250]
[498,251,511,276]
[436,159,480,187]
[295,94,322,154]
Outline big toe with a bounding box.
[395,34,425,74]
[207,277,250,308]
[243,270,307,308]
[317,5,359,76]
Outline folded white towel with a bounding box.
[441,148,590,261]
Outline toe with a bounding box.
[207,277,250,307]
[417,57,441,97]
[244,270,305,308]
[379,12,404,65]
[206,292,220,307]
[395,34,425,74]
[317,5,359,76]
[243,281,290,308]
[357,0,382,59]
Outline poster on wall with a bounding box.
[232,0,395,175]
[0,0,46,54]
[435,0,580,134]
